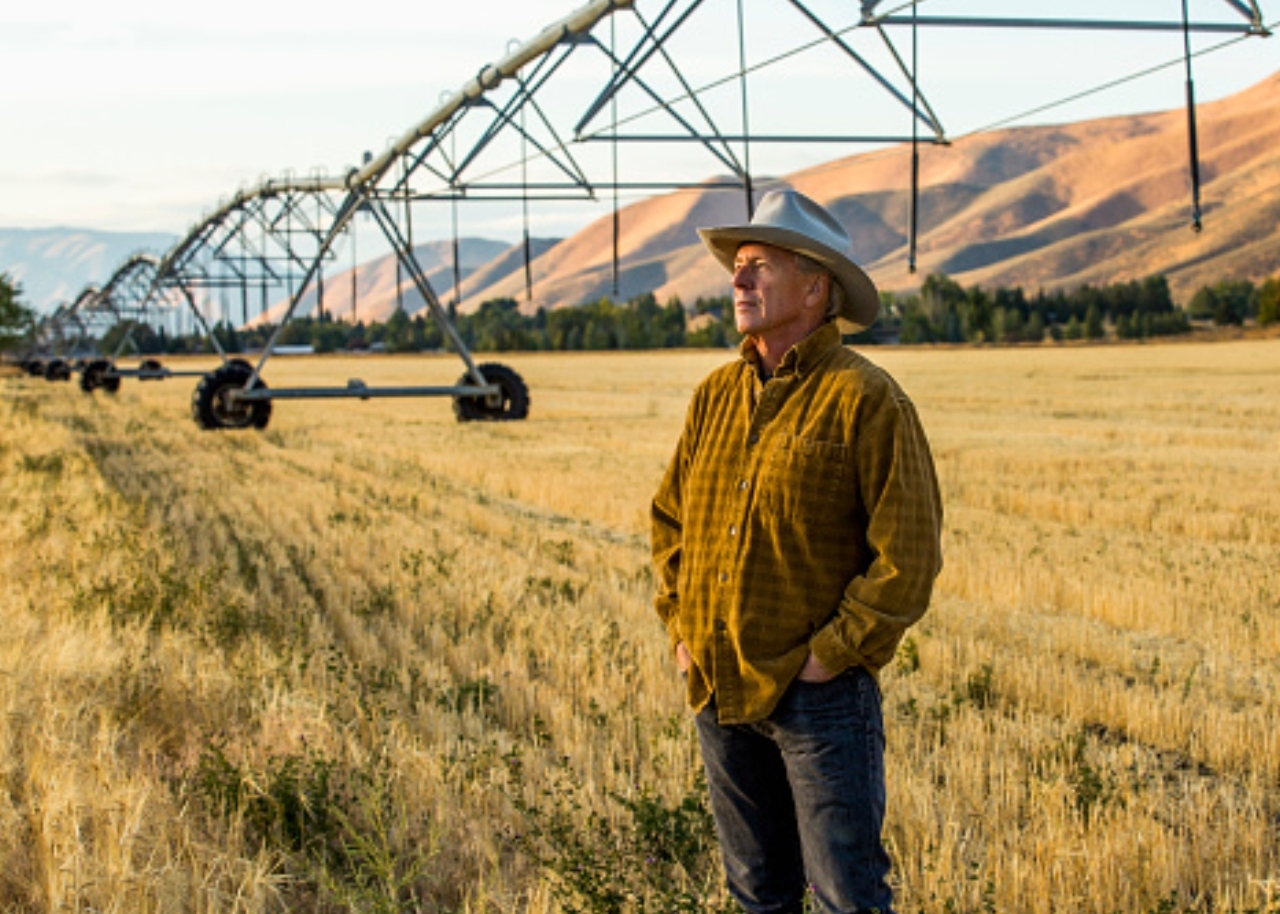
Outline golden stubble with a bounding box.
[1,339,1277,913]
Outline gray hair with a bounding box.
[793,252,844,321]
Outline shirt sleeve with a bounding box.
[651,390,701,652]
[809,390,944,676]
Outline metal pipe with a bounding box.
[352,0,636,191]
[233,383,498,402]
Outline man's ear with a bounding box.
[805,273,830,310]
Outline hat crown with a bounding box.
[697,186,880,329]
[751,190,851,259]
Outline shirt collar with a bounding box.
[739,321,843,380]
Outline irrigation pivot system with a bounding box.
[23,0,1271,430]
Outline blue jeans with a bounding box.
[694,667,894,914]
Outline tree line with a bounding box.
[7,270,1280,357]
[0,273,35,351]
[895,273,1279,345]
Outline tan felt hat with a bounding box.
[698,188,880,330]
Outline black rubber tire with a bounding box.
[79,359,110,393]
[25,360,45,377]
[138,358,163,381]
[191,362,272,431]
[44,359,71,382]
[452,362,530,422]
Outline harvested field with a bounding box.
[2,340,1278,913]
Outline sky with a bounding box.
[2,0,1276,244]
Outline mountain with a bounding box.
[0,228,176,315]
[252,238,516,326]
[310,68,1279,318]
[9,69,1279,324]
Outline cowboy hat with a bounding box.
[697,188,880,330]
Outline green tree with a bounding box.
[0,272,35,351]
[1254,277,1280,327]
[1025,311,1046,343]
[920,273,966,342]
[212,321,243,353]
[102,319,167,355]
[964,287,995,342]
[1189,280,1253,326]
[1084,304,1105,340]
[382,309,414,353]
[993,305,1024,343]
[1115,313,1133,340]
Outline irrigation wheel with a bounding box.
[452,362,530,422]
[79,359,120,394]
[138,358,164,381]
[44,359,71,382]
[191,361,272,431]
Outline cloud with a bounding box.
[0,170,120,188]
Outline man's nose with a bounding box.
[732,266,754,288]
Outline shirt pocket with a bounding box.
[758,434,849,524]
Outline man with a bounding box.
[651,189,943,914]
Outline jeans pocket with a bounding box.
[784,668,883,735]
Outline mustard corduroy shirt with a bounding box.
[651,322,944,725]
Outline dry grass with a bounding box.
[1,339,1278,913]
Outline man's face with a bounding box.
[731,242,819,339]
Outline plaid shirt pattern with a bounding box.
[652,322,944,724]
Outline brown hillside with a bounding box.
[293,69,1280,322]
[254,238,511,326]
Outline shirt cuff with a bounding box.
[808,634,852,679]
[664,613,682,653]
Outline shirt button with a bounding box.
[715,620,727,632]
[719,572,728,583]
[728,525,737,537]
[738,480,748,490]
[748,433,759,445]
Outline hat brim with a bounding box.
[698,224,881,331]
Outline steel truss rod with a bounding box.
[871,14,944,140]
[575,0,754,179]
[365,198,483,381]
[83,0,1273,419]
[568,0,951,164]
[420,48,594,197]
[785,0,933,130]
[868,16,1268,35]
[246,190,363,387]
[575,0,701,135]
[594,34,746,178]
[579,133,945,143]
[174,282,227,358]
[232,194,502,404]
[80,247,232,368]
[354,0,635,192]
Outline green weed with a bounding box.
[508,756,733,914]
